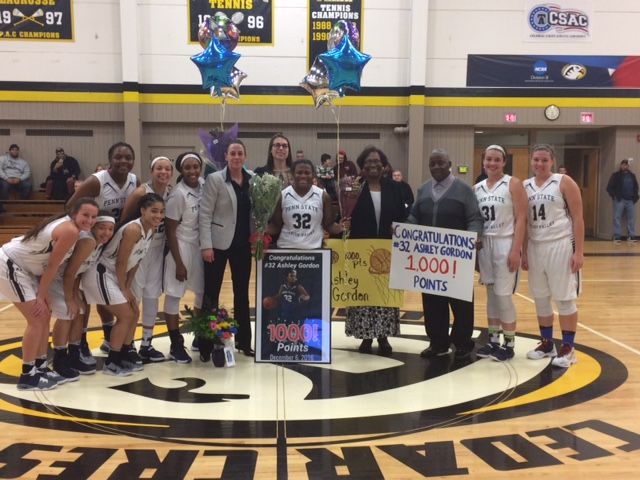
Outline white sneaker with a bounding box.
[551,344,577,368]
[628,238,637,244]
[526,340,557,360]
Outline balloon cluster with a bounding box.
[191,12,247,101]
[300,21,371,108]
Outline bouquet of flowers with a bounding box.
[338,175,362,240]
[184,305,238,346]
[249,173,282,260]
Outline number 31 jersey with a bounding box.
[474,175,514,237]
[524,173,572,241]
[277,185,325,249]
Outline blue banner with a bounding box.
[467,55,640,88]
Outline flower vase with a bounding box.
[212,344,226,367]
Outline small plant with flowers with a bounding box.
[184,305,238,347]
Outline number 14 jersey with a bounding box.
[524,173,572,241]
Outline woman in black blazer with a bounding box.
[344,146,408,356]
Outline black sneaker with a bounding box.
[121,359,144,372]
[99,340,111,353]
[169,344,193,364]
[79,341,97,366]
[17,372,57,391]
[126,346,143,366]
[454,344,474,360]
[103,361,133,376]
[139,345,166,363]
[37,364,69,385]
[476,342,500,358]
[191,337,199,352]
[491,346,515,362]
[52,359,80,383]
[420,346,451,358]
[68,355,96,375]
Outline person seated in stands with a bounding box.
[0,144,32,200]
[45,148,81,200]
[316,153,337,201]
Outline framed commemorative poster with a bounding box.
[256,249,331,364]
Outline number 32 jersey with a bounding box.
[524,173,572,241]
[474,175,514,237]
[277,185,325,249]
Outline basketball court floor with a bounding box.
[0,240,638,479]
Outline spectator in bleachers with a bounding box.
[0,144,32,200]
[45,148,81,200]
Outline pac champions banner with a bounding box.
[189,0,273,45]
[389,223,477,302]
[256,249,331,364]
[467,55,640,88]
[0,0,73,41]
[326,239,403,308]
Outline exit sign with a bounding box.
[580,112,594,123]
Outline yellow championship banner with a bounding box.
[326,238,404,308]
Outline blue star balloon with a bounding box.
[191,37,240,96]
[318,36,371,94]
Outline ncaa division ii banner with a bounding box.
[467,54,640,88]
[0,0,73,41]
[308,0,362,69]
[188,0,273,45]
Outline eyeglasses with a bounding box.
[272,143,289,150]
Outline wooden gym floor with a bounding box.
[0,239,638,479]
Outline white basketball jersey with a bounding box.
[93,170,137,221]
[474,175,514,237]
[99,219,154,273]
[2,216,74,276]
[165,179,204,245]
[524,173,572,241]
[77,234,105,276]
[277,185,325,249]
[142,182,171,248]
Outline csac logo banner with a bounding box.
[524,0,592,42]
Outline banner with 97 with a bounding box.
[0,0,73,41]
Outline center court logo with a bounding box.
[561,63,587,80]
[0,322,627,447]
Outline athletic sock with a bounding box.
[503,329,515,349]
[540,325,553,341]
[488,326,501,344]
[561,330,576,348]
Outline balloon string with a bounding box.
[331,104,342,217]
[219,100,226,130]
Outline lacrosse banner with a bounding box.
[0,0,73,41]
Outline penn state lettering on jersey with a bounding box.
[278,185,325,249]
[93,170,137,221]
[524,173,572,241]
[474,175,515,237]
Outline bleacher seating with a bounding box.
[0,192,66,245]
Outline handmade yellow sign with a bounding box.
[326,239,404,308]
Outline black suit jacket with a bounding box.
[349,178,407,239]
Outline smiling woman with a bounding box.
[269,158,343,250]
